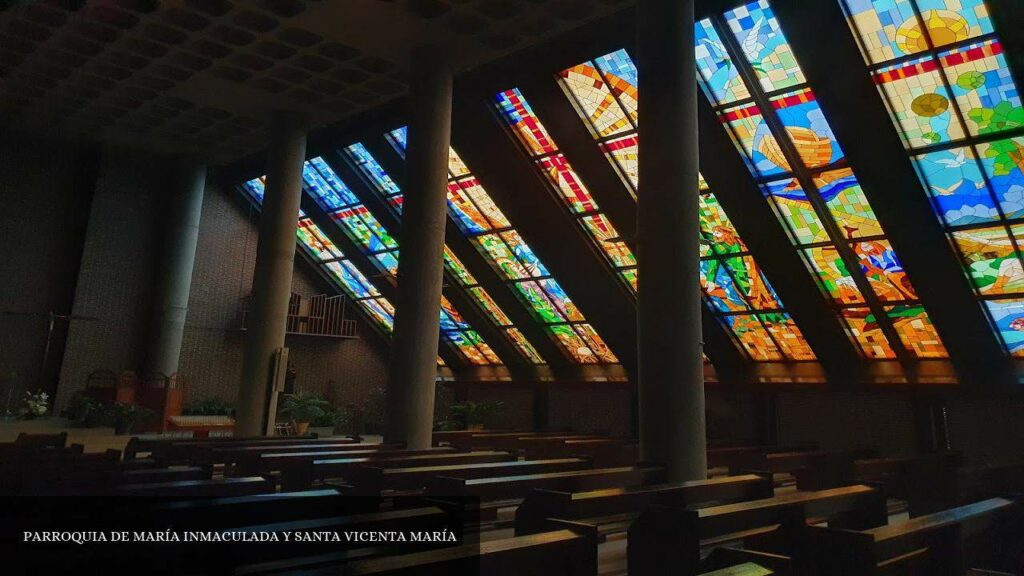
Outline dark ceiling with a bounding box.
[0,0,632,162]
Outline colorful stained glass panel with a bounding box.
[854,239,919,301]
[695,17,750,104]
[874,56,964,148]
[916,145,997,226]
[886,304,947,357]
[765,178,829,244]
[951,226,1024,295]
[561,63,631,138]
[724,0,806,93]
[842,307,898,358]
[772,90,845,169]
[495,89,557,155]
[804,246,866,304]
[942,40,1023,136]
[818,168,884,239]
[726,314,783,361]
[985,298,1024,356]
[978,136,1024,220]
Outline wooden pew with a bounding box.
[707,443,818,469]
[432,465,666,501]
[907,461,1024,517]
[218,506,457,573]
[207,442,407,468]
[110,465,212,486]
[330,528,598,576]
[449,432,604,452]
[514,473,774,537]
[116,476,274,497]
[245,446,455,477]
[286,450,517,491]
[731,447,880,477]
[794,451,962,493]
[808,497,1024,575]
[627,484,887,576]
[142,434,324,463]
[14,431,68,448]
[522,438,638,467]
[349,458,592,495]
[431,429,517,447]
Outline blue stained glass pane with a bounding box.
[772,90,845,169]
[387,127,408,157]
[979,137,1024,221]
[986,299,1024,357]
[702,259,749,313]
[916,146,997,226]
[695,18,749,104]
[324,261,371,299]
[303,164,346,210]
[502,231,551,278]
[593,49,638,89]
[375,252,399,276]
[309,157,359,205]
[242,178,265,203]
[724,0,805,93]
[346,143,402,196]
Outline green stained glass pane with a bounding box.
[952,226,1024,295]
[817,168,884,239]
[803,246,865,304]
[699,192,747,255]
[766,178,829,245]
[514,281,565,323]
[477,234,530,280]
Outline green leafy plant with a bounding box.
[19,390,49,419]
[312,408,349,429]
[62,392,110,428]
[279,392,329,424]
[446,400,504,430]
[110,402,155,435]
[184,397,234,417]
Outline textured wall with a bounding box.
[775,390,917,457]
[0,134,93,409]
[57,147,165,409]
[53,154,391,418]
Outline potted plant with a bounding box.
[310,408,346,438]
[19,391,49,420]
[448,400,503,431]
[279,392,329,435]
[109,402,155,435]
[183,397,234,417]
[62,392,110,428]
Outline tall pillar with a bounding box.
[144,157,206,377]
[384,46,453,449]
[636,0,707,481]
[236,112,307,436]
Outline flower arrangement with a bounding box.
[19,391,49,419]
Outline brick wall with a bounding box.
[54,149,391,418]
[0,134,94,410]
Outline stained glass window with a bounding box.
[386,129,619,364]
[840,0,1024,357]
[239,177,395,334]
[342,140,551,365]
[689,0,947,360]
[560,48,815,362]
[494,88,638,291]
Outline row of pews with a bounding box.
[3,429,1023,574]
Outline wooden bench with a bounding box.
[795,451,962,494]
[116,476,274,497]
[522,438,638,467]
[627,484,888,576]
[285,450,518,491]
[245,446,455,477]
[431,429,518,447]
[808,497,1024,575]
[218,506,457,573]
[907,461,1024,517]
[194,439,369,466]
[143,434,322,463]
[449,432,604,452]
[14,431,68,448]
[706,443,818,469]
[731,447,880,477]
[431,465,666,502]
[349,458,592,495]
[327,528,597,576]
[514,473,774,537]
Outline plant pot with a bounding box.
[294,421,310,435]
[309,426,335,438]
[467,423,485,432]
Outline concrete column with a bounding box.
[636,0,707,481]
[144,157,205,378]
[236,112,307,436]
[384,46,453,449]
